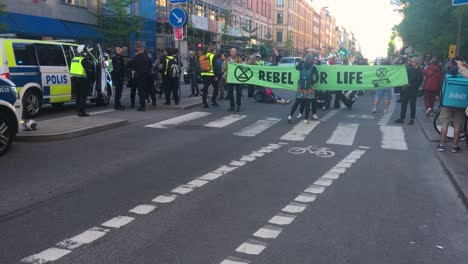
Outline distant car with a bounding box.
[278,57,302,66]
[0,76,22,156]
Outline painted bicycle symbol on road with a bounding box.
[288,145,335,158]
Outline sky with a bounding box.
[313,0,403,59]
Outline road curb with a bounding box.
[416,117,468,207]
[16,119,128,142]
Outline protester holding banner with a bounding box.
[395,57,424,125]
[223,48,244,112]
[288,53,319,124]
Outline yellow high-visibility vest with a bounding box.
[200,52,215,76]
[70,57,86,78]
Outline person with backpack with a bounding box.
[288,53,319,124]
[161,48,181,105]
[200,45,219,108]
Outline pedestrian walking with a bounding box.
[70,45,95,117]
[224,48,244,112]
[111,46,126,110]
[161,48,180,105]
[200,45,219,108]
[217,53,227,100]
[422,58,442,116]
[395,57,424,125]
[288,53,319,124]
[187,50,200,97]
[131,45,153,111]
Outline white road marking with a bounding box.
[145,112,211,128]
[249,152,265,157]
[265,144,282,149]
[378,92,396,126]
[336,162,352,168]
[330,167,346,174]
[220,257,251,264]
[359,146,371,149]
[57,227,109,250]
[304,185,325,194]
[280,121,320,141]
[253,225,283,239]
[89,109,115,116]
[268,213,296,225]
[240,156,256,162]
[236,240,267,255]
[282,202,308,214]
[172,185,194,195]
[322,172,341,180]
[152,194,177,203]
[314,178,334,187]
[258,148,274,153]
[21,248,72,264]
[204,115,247,128]
[101,216,135,228]
[187,179,210,188]
[326,123,359,146]
[234,118,281,137]
[294,193,317,203]
[342,157,358,163]
[199,172,224,181]
[380,125,408,150]
[320,109,339,121]
[214,165,238,173]
[230,161,247,167]
[129,204,157,215]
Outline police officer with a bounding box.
[70,45,95,117]
[111,46,125,110]
[161,48,179,105]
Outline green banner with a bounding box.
[227,64,409,91]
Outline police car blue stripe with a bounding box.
[10,74,41,88]
[9,67,40,73]
[0,79,16,105]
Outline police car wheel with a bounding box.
[0,113,13,156]
[23,90,42,118]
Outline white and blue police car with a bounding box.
[0,76,22,156]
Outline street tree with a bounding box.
[98,0,140,46]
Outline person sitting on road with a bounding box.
[254,87,290,104]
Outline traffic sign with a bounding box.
[449,44,457,59]
[453,0,468,6]
[170,0,188,3]
[168,8,187,28]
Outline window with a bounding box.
[13,43,38,66]
[63,45,76,68]
[35,44,67,67]
[276,0,284,6]
[277,31,283,43]
[61,0,87,7]
[277,13,283,25]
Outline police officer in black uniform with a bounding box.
[112,46,126,110]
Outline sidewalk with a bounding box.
[415,104,468,205]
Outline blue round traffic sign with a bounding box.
[168,8,187,28]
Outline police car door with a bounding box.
[34,44,71,104]
[89,43,106,95]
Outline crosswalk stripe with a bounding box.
[280,121,320,141]
[145,112,211,128]
[234,117,281,137]
[326,123,359,146]
[204,115,247,128]
[380,125,408,150]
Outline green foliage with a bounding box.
[387,27,397,58]
[285,36,294,56]
[392,0,468,58]
[98,0,140,46]
[220,10,235,44]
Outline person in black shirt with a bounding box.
[395,57,424,125]
[132,46,153,111]
[111,46,126,110]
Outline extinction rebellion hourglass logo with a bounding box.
[234,66,254,82]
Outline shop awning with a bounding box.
[7,12,72,38]
[62,21,100,40]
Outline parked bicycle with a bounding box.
[433,108,467,140]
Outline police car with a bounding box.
[0,37,110,117]
[0,76,22,156]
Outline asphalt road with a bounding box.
[1,90,468,264]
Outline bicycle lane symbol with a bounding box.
[288,145,335,158]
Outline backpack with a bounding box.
[199,53,212,72]
[298,64,314,89]
[167,58,180,79]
